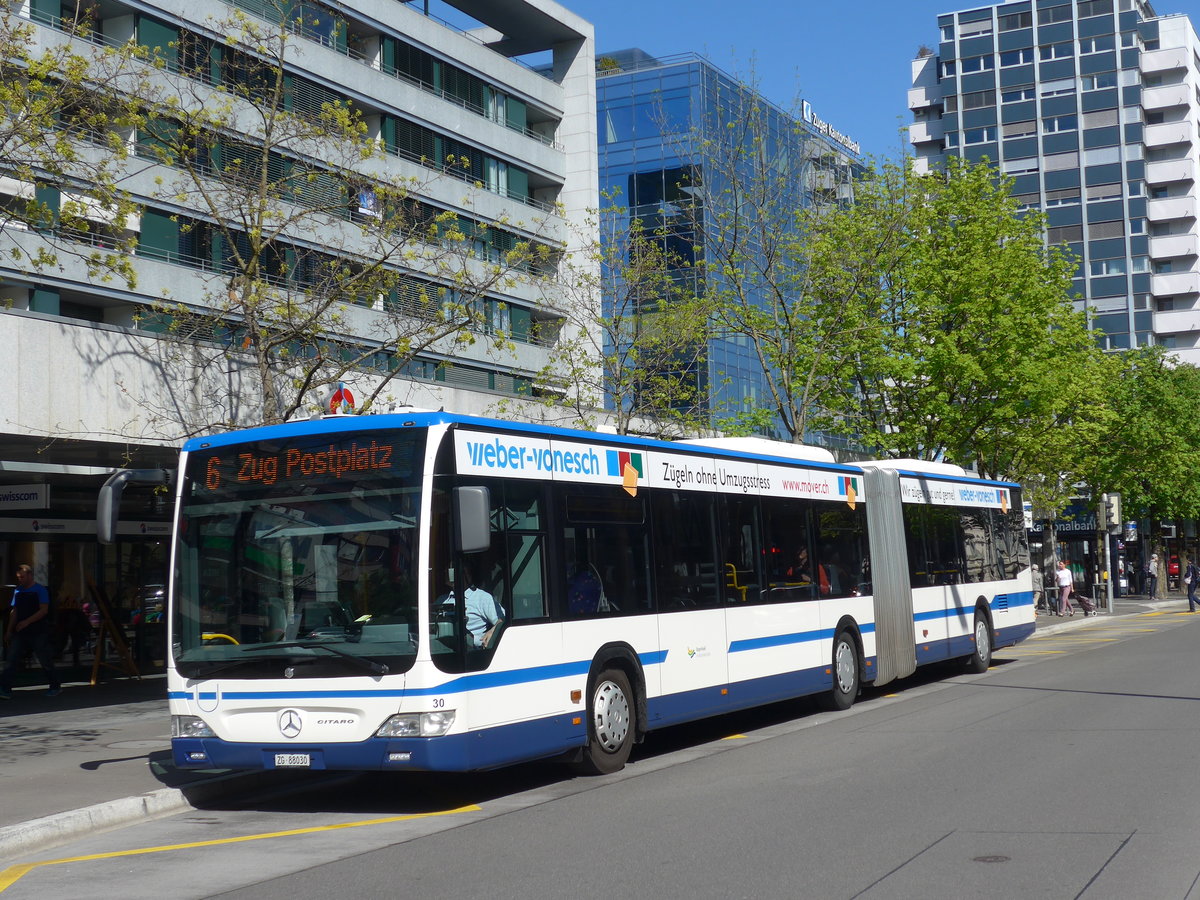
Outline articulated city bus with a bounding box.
[100,411,1035,775]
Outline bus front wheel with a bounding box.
[964,611,992,674]
[575,668,634,775]
[819,629,860,712]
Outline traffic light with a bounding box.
[1102,493,1121,530]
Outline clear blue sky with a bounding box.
[563,0,1200,162]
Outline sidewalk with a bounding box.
[0,674,301,860]
[0,590,1190,861]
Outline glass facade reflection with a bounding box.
[597,50,863,438]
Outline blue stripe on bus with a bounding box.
[728,622,875,654]
[170,650,672,702]
[910,590,1037,625]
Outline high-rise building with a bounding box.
[911,0,1200,362]
[597,49,862,438]
[0,0,595,616]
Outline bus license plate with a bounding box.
[274,753,311,768]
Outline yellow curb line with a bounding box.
[0,804,481,892]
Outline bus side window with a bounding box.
[562,486,650,618]
[651,491,719,610]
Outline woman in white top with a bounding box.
[1055,560,1075,617]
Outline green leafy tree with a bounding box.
[824,157,1105,489]
[1081,349,1200,521]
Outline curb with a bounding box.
[0,771,278,861]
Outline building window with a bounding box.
[1045,188,1080,207]
[941,24,955,41]
[1002,120,1036,138]
[1153,260,1174,274]
[1039,42,1074,61]
[1048,224,1084,243]
[1038,5,1073,25]
[1043,150,1079,171]
[960,55,994,73]
[1133,256,1151,273]
[1084,146,1121,166]
[962,89,996,110]
[1040,78,1076,97]
[945,131,960,148]
[940,60,957,78]
[999,11,1033,30]
[963,126,996,144]
[1001,48,1034,67]
[1003,157,1039,174]
[1002,86,1036,103]
[1078,0,1114,17]
[1128,180,1144,197]
[959,19,993,38]
[1043,114,1078,133]
[1083,109,1119,129]
[1090,258,1127,276]
[1086,183,1121,201]
[1014,192,1041,208]
[1079,35,1115,54]
[1082,72,1118,91]
[1090,221,1125,239]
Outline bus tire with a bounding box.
[964,609,992,674]
[575,668,634,775]
[819,629,860,712]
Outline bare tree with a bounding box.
[127,1,558,429]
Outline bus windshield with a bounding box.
[171,430,426,679]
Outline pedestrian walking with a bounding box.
[1056,559,1075,617]
[0,564,61,698]
[1146,553,1159,600]
[1187,558,1200,612]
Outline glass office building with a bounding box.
[597,49,863,437]
[911,0,1200,361]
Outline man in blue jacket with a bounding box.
[1,564,61,698]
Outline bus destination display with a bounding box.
[197,440,396,492]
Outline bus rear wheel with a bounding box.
[819,629,860,712]
[964,611,992,674]
[574,668,634,775]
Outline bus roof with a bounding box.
[180,411,865,473]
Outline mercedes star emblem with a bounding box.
[278,709,303,738]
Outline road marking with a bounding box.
[0,804,481,892]
[722,734,747,740]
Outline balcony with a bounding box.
[1144,121,1193,148]
[1143,83,1191,111]
[909,118,944,144]
[1154,307,1200,334]
[1141,46,1189,74]
[1150,233,1200,259]
[1153,270,1200,295]
[909,55,938,109]
[1145,158,1196,185]
[1148,196,1198,222]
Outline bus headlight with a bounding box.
[172,715,215,738]
[377,710,456,738]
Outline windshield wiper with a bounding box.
[185,658,264,679]
[244,640,389,675]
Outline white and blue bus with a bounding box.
[100,411,1034,775]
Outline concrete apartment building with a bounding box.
[910,0,1200,363]
[0,0,596,616]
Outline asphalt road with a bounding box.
[6,608,1200,900]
